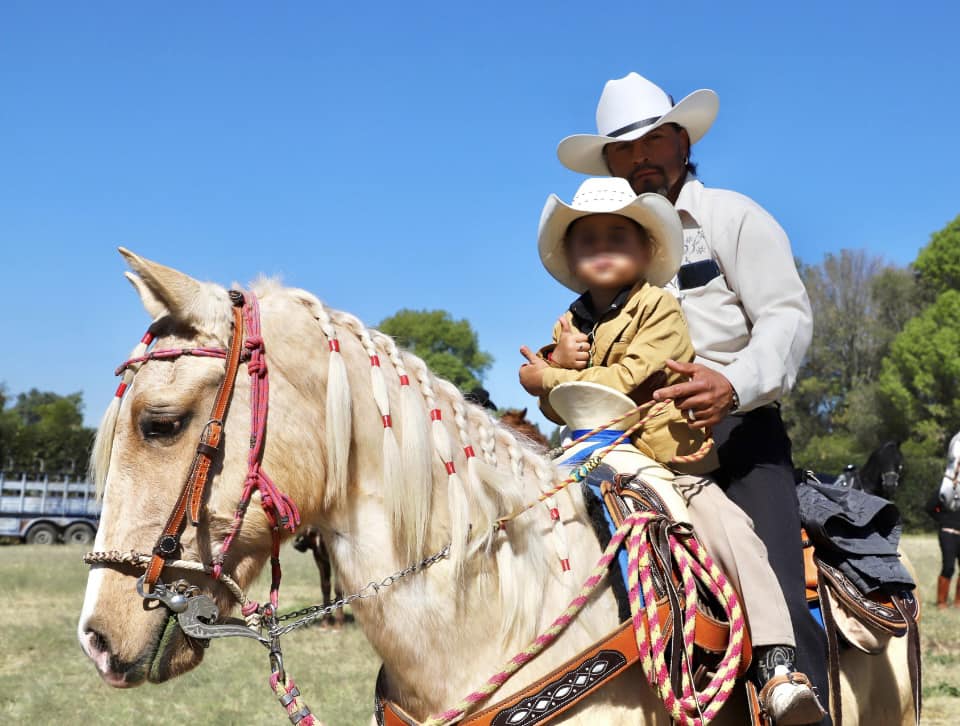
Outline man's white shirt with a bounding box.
[663,177,813,411]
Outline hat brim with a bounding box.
[557,89,719,176]
[549,382,642,431]
[537,190,683,293]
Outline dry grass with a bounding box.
[1,535,957,724]
[0,543,379,725]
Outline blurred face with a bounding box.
[603,124,689,198]
[565,214,652,293]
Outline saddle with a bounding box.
[375,467,760,726]
[802,530,922,726]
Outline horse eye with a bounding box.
[140,413,187,440]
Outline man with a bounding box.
[557,73,829,723]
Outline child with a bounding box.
[518,177,826,725]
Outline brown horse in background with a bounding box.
[500,407,550,451]
[293,527,347,628]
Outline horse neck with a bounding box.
[277,307,619,717]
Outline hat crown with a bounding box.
[568,177,639,213]
[596,73,673,136]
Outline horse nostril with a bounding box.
[82,627,110,657]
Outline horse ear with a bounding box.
[520,408,527,417]
[124,272,167,320]
[118,247,230,333]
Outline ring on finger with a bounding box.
[687,408,696,422]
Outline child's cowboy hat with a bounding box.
[538,177,683,293]
[558,73,718,176]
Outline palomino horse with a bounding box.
[78,250,918,724]
[938,431,960,512]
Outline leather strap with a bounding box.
[377,598,752,726]
[377,621,641,726]
[818,570,843,726]
[744,681,773,726]
[144,299,246,588]
[892,595,922,725]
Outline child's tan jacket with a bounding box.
[538,281,717,474]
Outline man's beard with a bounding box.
[629,166,669,197]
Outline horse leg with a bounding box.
[310,533,335,627]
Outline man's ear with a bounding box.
[678,127,692,160]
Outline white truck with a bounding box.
[0,473,100,544]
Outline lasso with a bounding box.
[426,509,744,726]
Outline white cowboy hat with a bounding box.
[538,177,683,293]
[549,381,644,433]
[549,382,677,486]
[558,73,719,176]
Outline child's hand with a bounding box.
[552,316,590,369]
[518,346,548,395]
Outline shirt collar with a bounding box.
[568,284,635,334]
[674,175,704,228]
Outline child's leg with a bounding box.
[673,473,826,724]
[672,473,794,647]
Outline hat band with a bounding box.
[607,115,662,139]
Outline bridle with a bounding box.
[86,290,314,722]
[85,289,453,724]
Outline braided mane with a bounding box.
[92,279,573,642]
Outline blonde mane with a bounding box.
[90,279,568,642]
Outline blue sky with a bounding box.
[1,2,958,431]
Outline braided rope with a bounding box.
[82,550,251,612]
[270,672,316,726]
[423,509,744,726]
[628,527,745,724]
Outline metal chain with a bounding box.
[271,544,450,636]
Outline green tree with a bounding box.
[877,289,960,455]
[378,309,493,391]
[785,251,916,467]
[913,213,960,301]
[0,389,94,474]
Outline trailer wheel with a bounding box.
[64,523,96,546]
[25,523,59,545]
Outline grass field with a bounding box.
[1,535,957,725]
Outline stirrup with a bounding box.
[758,671,827,726]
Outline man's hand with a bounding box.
[518,346,549,395]
[551,316,590,370]
[652,359,736,429]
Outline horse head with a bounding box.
[77,249,338,685]
[78,250,608,716]
[860,441,904,500]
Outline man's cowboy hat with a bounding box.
[538,177,683,292]
[558,73,719,176]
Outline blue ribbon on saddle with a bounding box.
[561,429,625,465]
[558,430,640,604]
